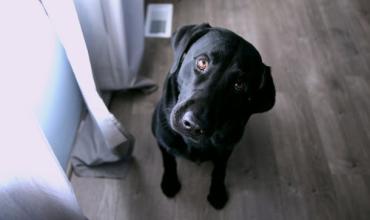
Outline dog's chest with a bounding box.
[168,138,219,162]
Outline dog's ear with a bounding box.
[170,23,212,74]
[250,65,276,113]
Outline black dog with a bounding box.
[151,23,275,209]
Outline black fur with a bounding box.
[152,24,276,209]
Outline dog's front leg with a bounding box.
[159,144,181,198]
[207,154,230,209]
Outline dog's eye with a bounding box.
[196,57,208,72]
[234,80,246,92]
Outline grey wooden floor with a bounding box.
[71,0,370,219]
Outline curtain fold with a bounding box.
[42,0,153,178]
[73,0,156,91]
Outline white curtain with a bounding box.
[42,0,155,178]
[74,0,156,91]
[0,1,85,219]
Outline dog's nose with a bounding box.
[181,111,204,137]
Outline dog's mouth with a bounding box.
[172,104,213,144]
[170,100,242,147]
[170,99,219,144]
[169,99,200,139]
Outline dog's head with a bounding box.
[168,24,275,146]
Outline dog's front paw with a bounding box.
[161,173,181,198]
[207,184,228,209]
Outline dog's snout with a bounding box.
[181,111,205,137]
